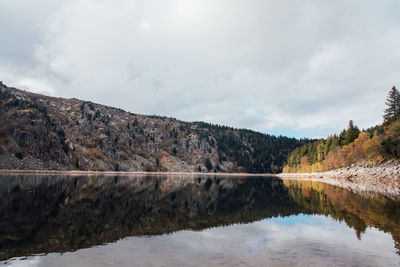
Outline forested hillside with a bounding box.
[284,86,400,173]
[0,82,308,173]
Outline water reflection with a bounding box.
[0,174,399,265]
[283,179,400,252]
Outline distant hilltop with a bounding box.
[0,82,307,173]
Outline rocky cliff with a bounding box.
[0,82,307,172]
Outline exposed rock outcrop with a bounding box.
[0,82,306,172]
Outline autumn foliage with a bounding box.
[284,87,400,173]
[283,120,400,173]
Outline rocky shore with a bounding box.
[1,161,399,198]
[279,160,400,199]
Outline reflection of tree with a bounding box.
[284,180,400,253]
[1,175,399,261]
[0,175,306,261]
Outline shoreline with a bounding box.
[279,161,400,199]
[279,175,400,200]
[0,169,278,177]
[1,164,399,198]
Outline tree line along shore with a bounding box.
[283,86,400,174]
[0,81,399,182]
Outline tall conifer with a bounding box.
[383,86,400,123]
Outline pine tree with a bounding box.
[344,120,360,145]
[156,158,160,168]
[205,158,213,171]
[383,86,400,123]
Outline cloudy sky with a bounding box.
[1,1,399,138]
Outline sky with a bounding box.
[1,0,399,138]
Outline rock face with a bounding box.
[0,82,306,172]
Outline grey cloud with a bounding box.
[0,0,399,138]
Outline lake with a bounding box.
[0,174,399,266]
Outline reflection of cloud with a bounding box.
[141,215,396,261]
[8,215,398,266]
[152,214,397,265]
[247,236,269,253]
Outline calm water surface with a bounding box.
[0,174,399,266]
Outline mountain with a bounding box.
[0,82,308,173]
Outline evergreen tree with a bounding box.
[75,159,79,169]
[338,129,346,146]
[344,120,360,145]
[156,157,160,168]
[383,86,400,123]
[205,158,213,171]
[215,164,221,171]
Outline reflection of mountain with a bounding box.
[0,175,399,261]
[0,175,305,261]
[284,180,400,253]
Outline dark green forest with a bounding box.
[189,121,310,173]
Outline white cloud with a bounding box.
[1,0,400,138]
